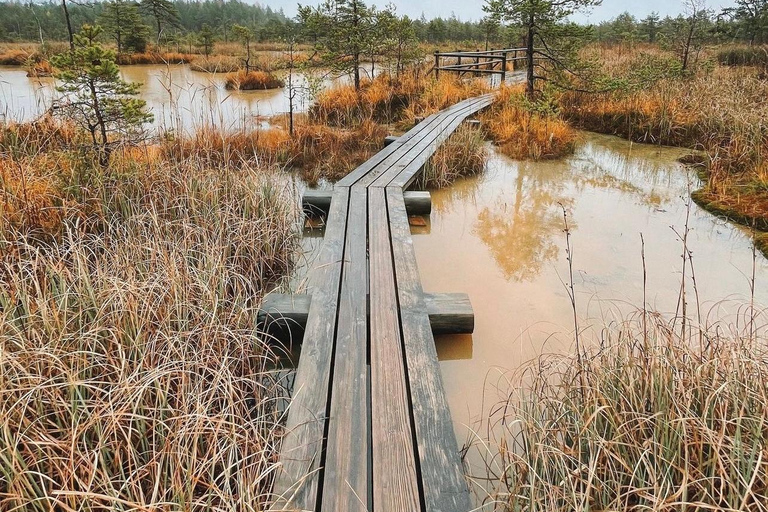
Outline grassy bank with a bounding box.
[480,313,768,511]
[0,118,300,509]
[560,47,768,251]
[482,84,576,160]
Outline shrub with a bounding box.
[225,70,284,90]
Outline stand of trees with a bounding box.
[1,0,767,53]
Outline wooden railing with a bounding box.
[432,47,538,81]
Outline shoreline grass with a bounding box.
[560,46,768,251]
[224,69,285,90]
[0,116,301,510]
[482,84,577,160]
[476,310,768,511]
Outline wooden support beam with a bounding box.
[383,135,399,147]
[258,292,473,336]
[303,189,431,216]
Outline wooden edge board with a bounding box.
[321,188,370,512]
[304,190,431,216]
[385,187,472,512]
[259,292,473,336]
[368,97,490,189]
[368,187,422,511]
[271,187,351,511]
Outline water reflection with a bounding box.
[1,62,344,132]
[415,133,768,481]
[473,158,572,282]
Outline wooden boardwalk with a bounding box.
[269,93,495,512]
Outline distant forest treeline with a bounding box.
[0,0,766,46]
[0,0,505,44]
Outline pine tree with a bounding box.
[298,0,372,90]
[198,23,215,58]
[140,0,180,46]
[51,24,153,165]
[484,0,601,98]
[100,0,149,54]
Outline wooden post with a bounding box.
[474,49,480,77]
[456,48,462,76]
[434,50,440,78]
[501,51,507,83]
[512,49,517,71]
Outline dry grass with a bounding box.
[561,48,768,240]
[420,123,487,188]
[479,312,768,511]
[116,51,194,65]
[311,71,490,127]
[0,116,300,510]
[26,59,53,77]
[190,56,241,73]
[0,49,29,66]
[224,70,284,91]
[160,118,386,186]
[482,84,577,160]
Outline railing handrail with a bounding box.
[433,47,535,58]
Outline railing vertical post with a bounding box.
[512,49,517,71]
[434,50,440,79]
[474,48,480,77]
[501,51,507,83]
[456,48,462,76]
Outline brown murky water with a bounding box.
[416,133,768,480]
[1,63,353,131]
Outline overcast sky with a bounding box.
[264,0,737,23]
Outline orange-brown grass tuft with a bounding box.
[159,119,386,186]
[482,85,577,160]
[26,59,53,77]
[311,71,490,127]
[225,70,285,90]
[117,51,194,65]
[420,123,487,188]
[0,48,29,65]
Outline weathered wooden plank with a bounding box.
[321,187,369,512]
[368,187,421,511]
[385,187,472,512]
[304,190,431,216]
[370,96,492,189]
[271,186,350,511]
[350,96,488,190]
[336,105,451,188]
[385,95,494,190]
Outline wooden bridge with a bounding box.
[263,92,500,511]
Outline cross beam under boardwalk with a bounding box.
[271,92,494,512]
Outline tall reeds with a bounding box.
[478,314,768,511]
[0,117,301,510]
